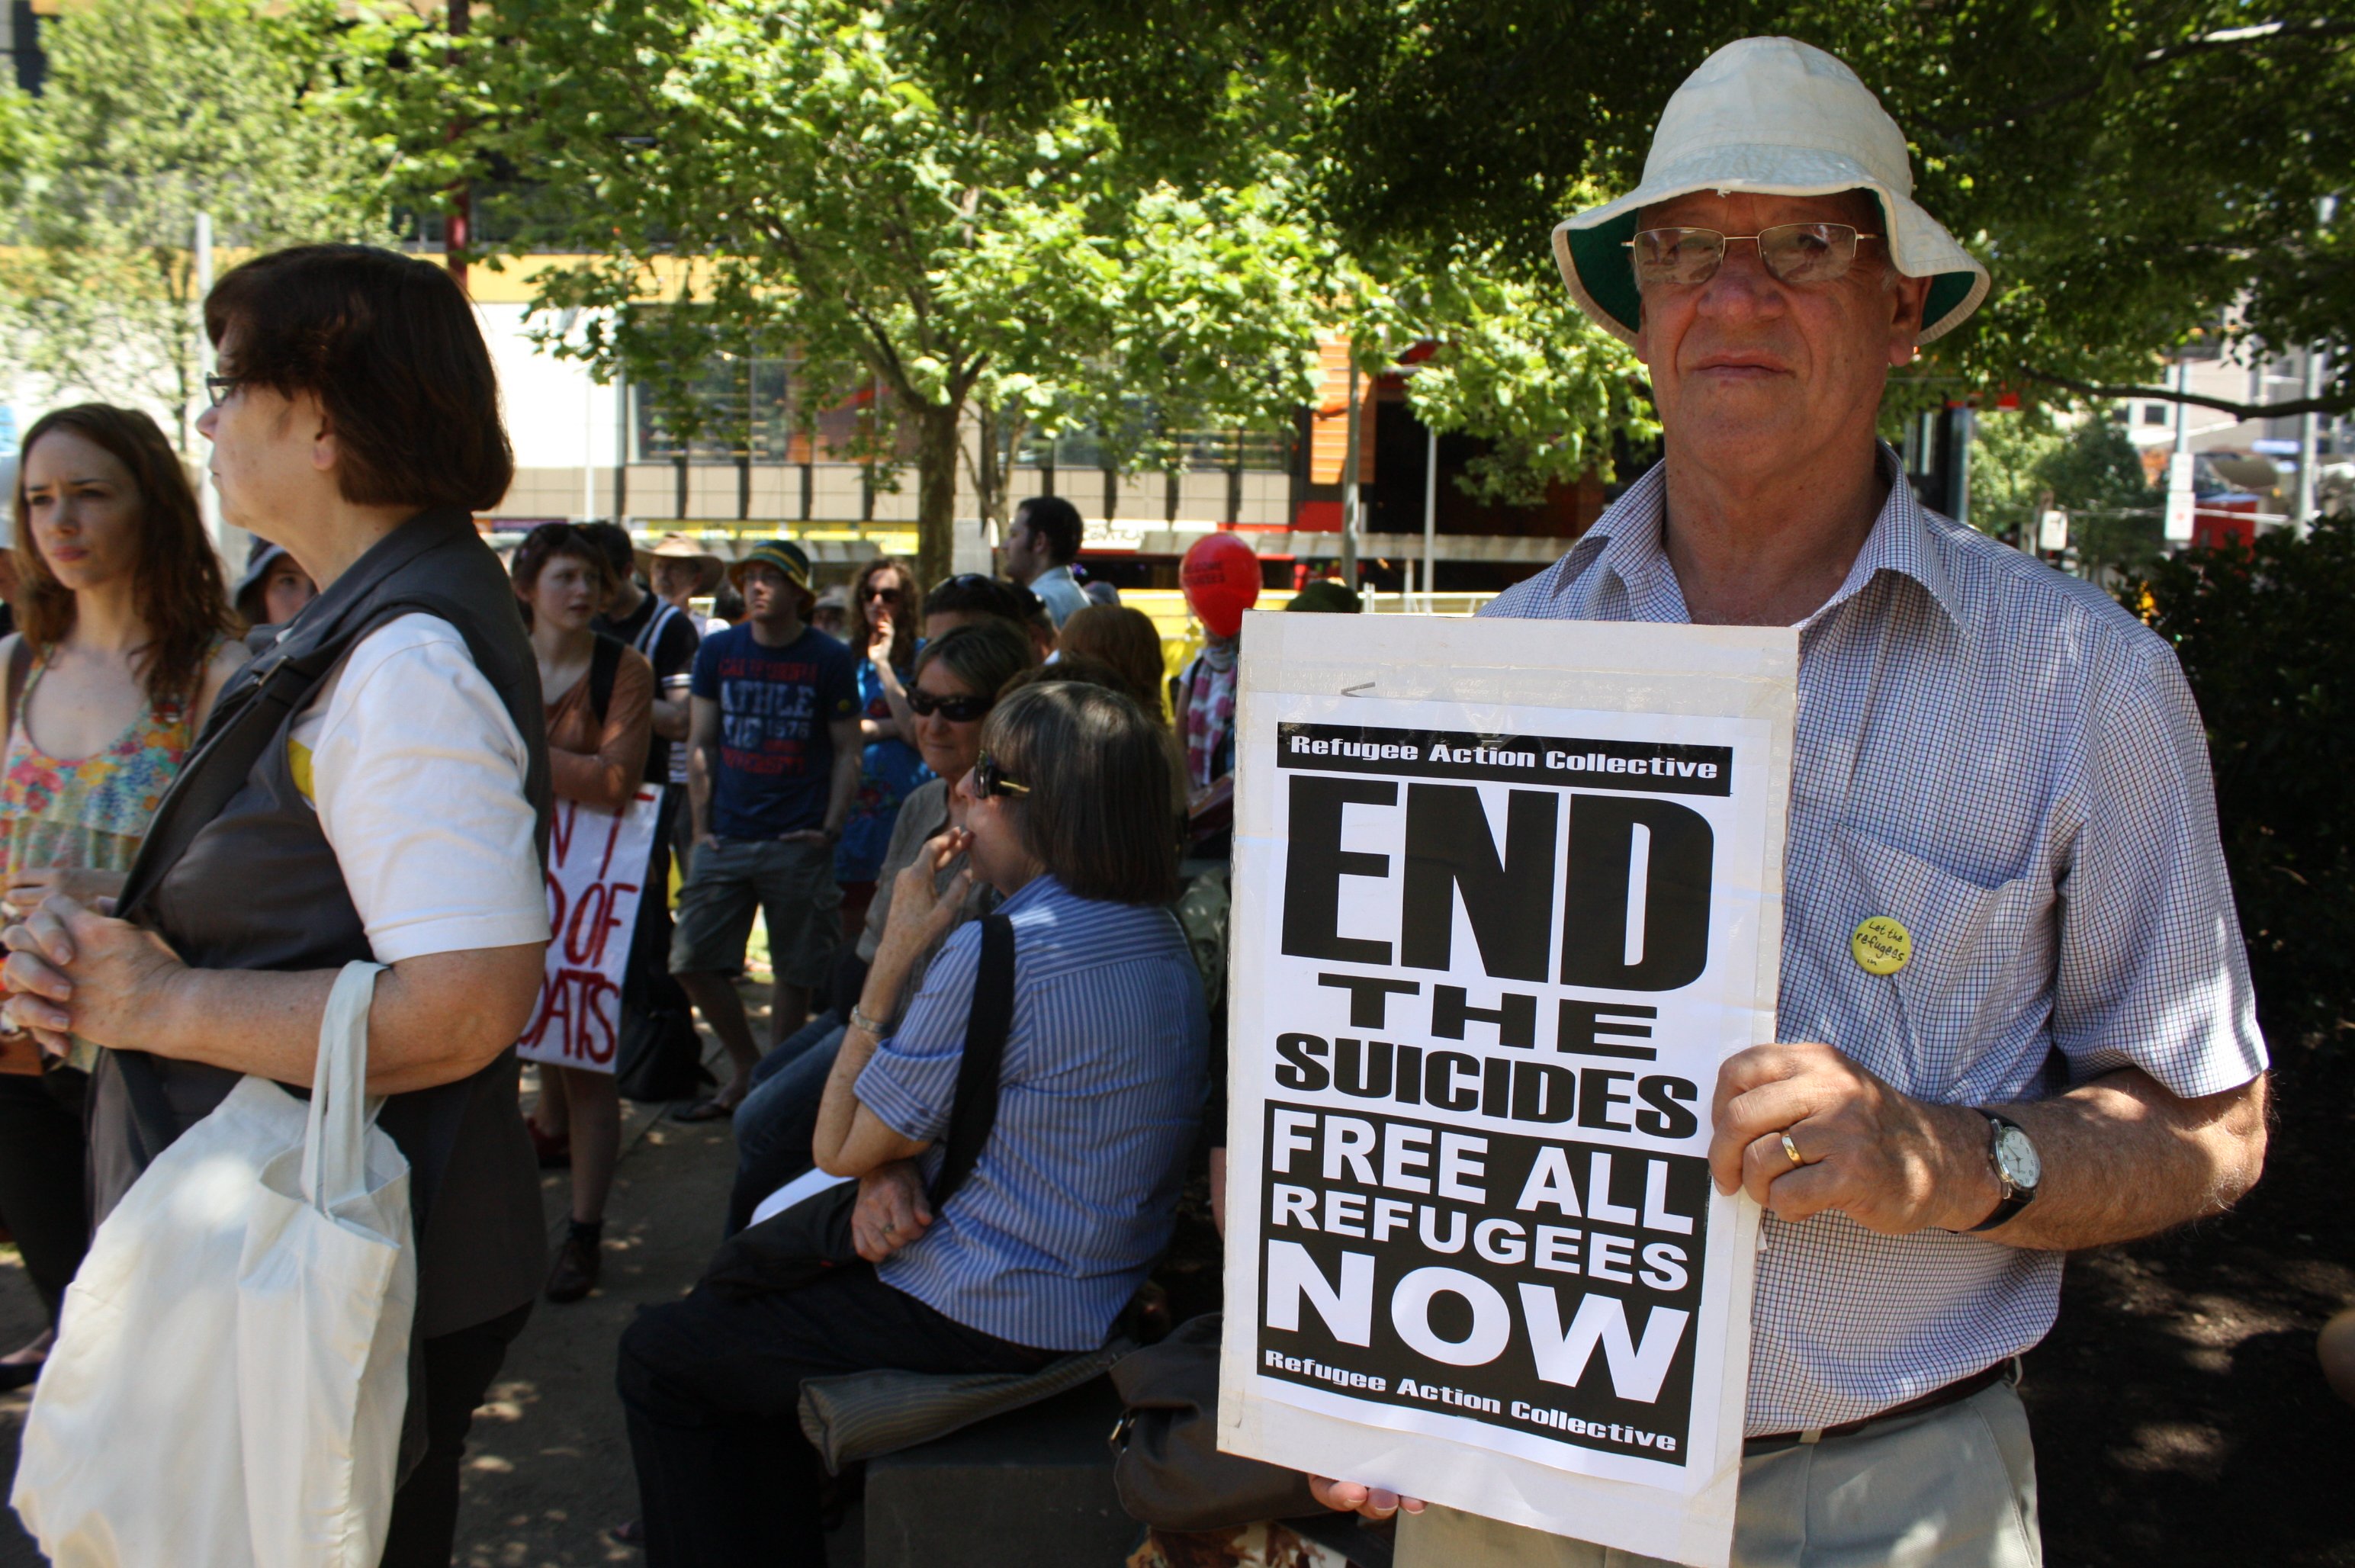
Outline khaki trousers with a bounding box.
[1396,1380,2040,1568]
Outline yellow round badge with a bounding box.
[1851,916,1911,976]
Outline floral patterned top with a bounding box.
[3,648,207,1065]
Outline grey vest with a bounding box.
[96,506,554,1338]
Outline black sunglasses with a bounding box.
[907,688,993,722]
[971,749,1028,798]
[865,585,902,604]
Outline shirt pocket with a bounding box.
[1836,824,2051,1097]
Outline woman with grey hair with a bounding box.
[620,677,1208,1565]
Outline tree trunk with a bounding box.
[912,398,962,589]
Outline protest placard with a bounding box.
[1218,612,1796,1568]
[517,784,662,1074]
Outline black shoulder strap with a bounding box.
[927,912,1017,1211]
[634,601,676,658]
[589,633,624,725]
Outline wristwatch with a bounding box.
[1966,1111,2042,1232]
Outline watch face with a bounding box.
[1994,1124,2042,1191]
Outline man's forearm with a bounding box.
[140,943,547,1096]
[689,743,715,839]
[1978,1068,2267,1251]
[824,747,859,834]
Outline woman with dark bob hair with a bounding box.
[3,245,553,1566]
[618,680,1209,1564]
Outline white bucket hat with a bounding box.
[1553,37,1990,345]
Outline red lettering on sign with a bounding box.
[519,967,622,1065]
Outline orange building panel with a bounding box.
[1307,335,1377,487]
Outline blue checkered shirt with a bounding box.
[856,873,1210,1351]
[1484,445,2267,1434]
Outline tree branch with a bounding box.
[1926,18,2355,135]
[2022,367,2352,419]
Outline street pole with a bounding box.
[2294,346,2324,535]
[2163,352,2196,548]
[444,0,471,294]
[194,210,222,549]
[559,307,593,520]
[1339,356,1361,586]
[1421,421,1437,610]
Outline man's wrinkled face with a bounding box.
[1631,190,1929,474]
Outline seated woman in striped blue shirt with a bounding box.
[617,680,1209,1566]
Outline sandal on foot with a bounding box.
[672,1097,736,1123]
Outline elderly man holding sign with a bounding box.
[1312,37,2270,1568]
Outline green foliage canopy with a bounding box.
[1,0,388,451]
[911,0,2355,420]
[353,0,1354,583]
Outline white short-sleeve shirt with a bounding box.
[284,613,549,963]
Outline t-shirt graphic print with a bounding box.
[690,623,859,839]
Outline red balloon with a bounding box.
[1181,533,1262,639]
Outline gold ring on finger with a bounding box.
[1780,1131,1805,1168]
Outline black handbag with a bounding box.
[614,1001,709,1104]
[699,912,1016,1298]
[1109,1313,1329,1532]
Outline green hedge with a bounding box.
[2130,514,2354,1047]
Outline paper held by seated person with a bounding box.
[1217,611,1798,1568]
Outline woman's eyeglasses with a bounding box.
[865,586,902,605]
[907,689,993,722]
[204,374,249,407]
[971,750,1028,797]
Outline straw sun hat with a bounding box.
[638,532,726,595]
[1554,37,1990,345]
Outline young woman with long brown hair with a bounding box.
[510,522,653,1305]
[836,554,927,935]
[0,403,246,1390]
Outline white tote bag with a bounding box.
[13,961,419,1568]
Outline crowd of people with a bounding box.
[0,237,1282,1566]
[0,32,2278,1568]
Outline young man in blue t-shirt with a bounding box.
[670,538,861,1120]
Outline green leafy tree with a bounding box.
[1355,245,1659,504]
[1969,411,2157,576]
[2,0,390,452]
[912,0,2355,423]
[353,0,1348,584]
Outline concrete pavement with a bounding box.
[0,995,861,1566]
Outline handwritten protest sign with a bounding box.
[517,785,662,1074]
[1219,612,1796,1568]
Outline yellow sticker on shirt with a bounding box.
[1852,916,1910,975]
[288,737,316,805]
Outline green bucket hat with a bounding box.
[728,538,814,595]
[1554,37,1990,346]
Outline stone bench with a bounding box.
[862,1378,1138,1566]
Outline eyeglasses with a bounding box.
[204,374,249,407]
[1626,223,1881,289]
[908,688,993,723]
[971,750,1028,798]
[865,586,902,605]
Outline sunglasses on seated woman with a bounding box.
[971,750,1028,798]
[907,689,994,722]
